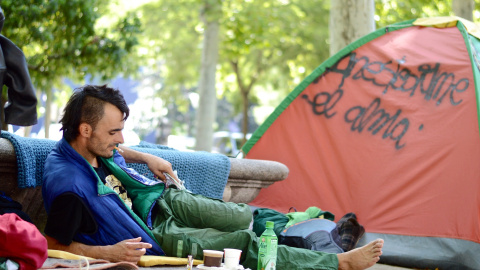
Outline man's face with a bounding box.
[86,103,125,158]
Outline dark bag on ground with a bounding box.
[0,191,33,223]
[279,218,344,253]
[278,212,365,253]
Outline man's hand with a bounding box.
[104,237,152,263]
[46,235,152,263]
[144,154,176,182]
[118,146,176,182]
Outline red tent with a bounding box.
[242,17,480,269]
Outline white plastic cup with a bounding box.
[224,248,242,269]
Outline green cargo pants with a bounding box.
[151,188,338,270]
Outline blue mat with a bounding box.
[1,131,230,199]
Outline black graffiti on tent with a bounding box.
[302,89,409,150]
[333,52,469,106]
[344,98,409,150]
[301,89,343,118]
[303,52,469,150]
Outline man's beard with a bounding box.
[98,147,115,158]
[88,143,114,159]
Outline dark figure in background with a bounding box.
[0,6,38,128]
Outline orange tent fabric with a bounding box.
[243,18,480,269]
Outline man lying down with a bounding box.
[42,84,384,270]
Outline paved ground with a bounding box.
[367,264,410,270]
[45,252,412,270]
[139,263,411,270]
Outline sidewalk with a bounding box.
[368,264,410,270]
[138,263,411,270]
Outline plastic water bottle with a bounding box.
[257,221,278,270]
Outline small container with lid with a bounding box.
[203,249,224,267]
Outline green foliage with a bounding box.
[137,0,202,111]
[374,0,477,27]
[137,0,330,120]
[1,0,142,91]
[219,0,330,112]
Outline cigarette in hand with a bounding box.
[114,146,124,153]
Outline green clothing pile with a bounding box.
[285,207,335,228]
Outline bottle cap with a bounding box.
[266,221,274,228]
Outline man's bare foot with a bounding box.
[337,238,384,270]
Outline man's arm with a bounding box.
[45,235,151,263]
[118,145,176,181]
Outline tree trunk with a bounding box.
[194,0,221,152]
[329,0,375,56]
[452,0,474,21]
[231,59,256,147]
[241,89,249,144]
[44,87,52,138]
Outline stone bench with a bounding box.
[0,137,288,232]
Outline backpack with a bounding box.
[278,212,365,253]
[279,218,344,254]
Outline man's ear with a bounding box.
[78,122,92,138]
